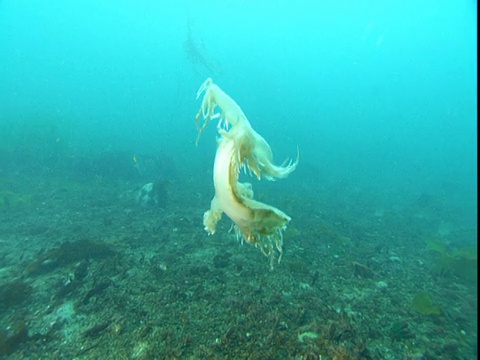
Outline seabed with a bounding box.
[0,170,476,359]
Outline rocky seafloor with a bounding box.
[0,172,477,359]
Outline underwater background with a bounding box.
[0,0,477,359]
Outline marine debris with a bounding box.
[195,78,298,266]
[184,20,221,75]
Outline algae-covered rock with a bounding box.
[26,239,116,275]
[0,190,33,209]
[0,280,33,311]
[425,236,448,254]
[412,291,441,315]
[424,237,477,283]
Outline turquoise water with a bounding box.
[1,1,476,224]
